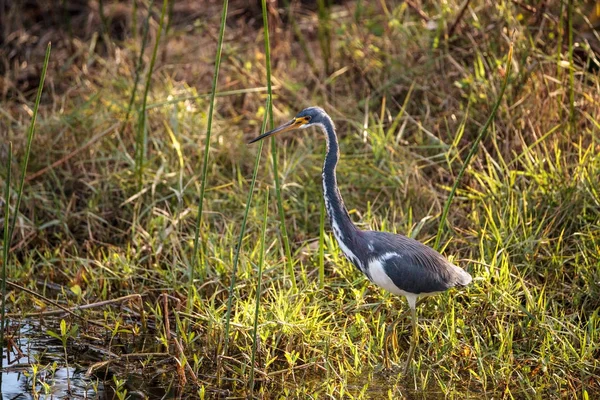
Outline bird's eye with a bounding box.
[305,116,312,121]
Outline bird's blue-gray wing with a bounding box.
[365,232,471,295]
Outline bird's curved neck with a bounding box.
[319,117,358,240]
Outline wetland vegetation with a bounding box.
[1,0,599,398]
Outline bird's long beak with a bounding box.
[248,117,308,144]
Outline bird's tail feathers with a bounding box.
[454,266,472,287]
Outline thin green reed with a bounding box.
[318,195,326,289]
[135,0,168,186]
[2,42,50,366]
[98,0,108,40]
[188,0,228,311]
[165,0,176,42]
[249,188,269,395]
[131,0,138,39]
[223,96,271,356]
[121,0,155,136]
[261,0,297,291]
[1,143,12,361]
[434,42,513,250]
[318,145,327,289]
[8,43,50,244]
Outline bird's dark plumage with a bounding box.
[360,231,470,294]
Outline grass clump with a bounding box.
[1,0,599,398]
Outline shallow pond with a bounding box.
[0,320,180,399]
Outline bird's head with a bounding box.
[248,107,329,144]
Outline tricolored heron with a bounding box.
[249,106,472,373]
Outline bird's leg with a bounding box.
[403,307,418,375]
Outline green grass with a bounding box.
[1,1,599,398]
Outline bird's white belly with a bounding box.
[367,255,423,308]
[368,257,410,296]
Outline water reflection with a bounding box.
[1,321,104,399]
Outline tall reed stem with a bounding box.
[1,143,12,371]
[261,0,297,290]
[2,42,51,374]
[249,188,269,395]
[223,96,271,356]
[188,0,229,311]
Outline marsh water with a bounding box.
[0,320,179,400]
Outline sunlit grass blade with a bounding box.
[135,0,168,186]
[434,42,513,250]
[188,0,229,311]
[223,95,271,356]
[249,188,269,395]
[262,0,297,291]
